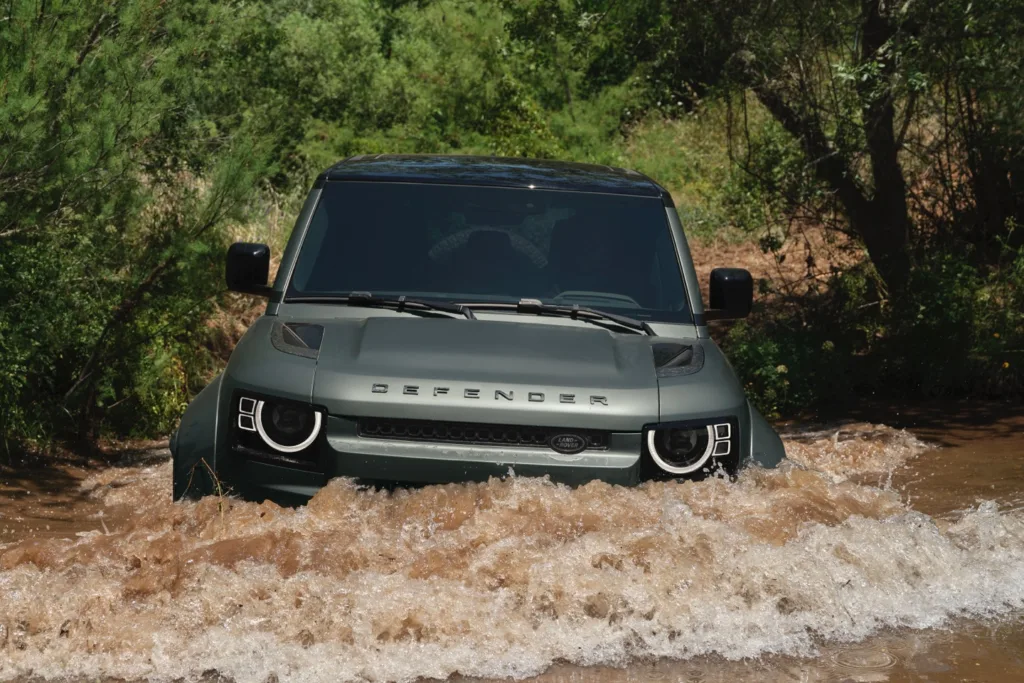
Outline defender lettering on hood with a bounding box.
[370,383,609,405]
[309,316,657,431]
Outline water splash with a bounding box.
[781,422,932,480]
[1,424,1022,683]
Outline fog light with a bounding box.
[238,396,321,453]
[647,422,732,475]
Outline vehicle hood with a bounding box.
[310,317,659,431]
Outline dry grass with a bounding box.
[688,225,864,306]
[203,200,292,366]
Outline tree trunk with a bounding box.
[856,88,912,290]
[855,207,912,291]
[855,0,912,290]
[748,0,914,293]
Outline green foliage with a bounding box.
[720,112,824,236]
[726,246,1024,418]
[207,0,569,185]
[3,0,1024,453]
[618,108,737,241]
[884,246,1024,395]
[0,0,269,453]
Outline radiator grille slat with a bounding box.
[358,418,609,450]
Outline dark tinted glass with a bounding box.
[288,181,691,321]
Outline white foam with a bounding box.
[0,427,1021,683]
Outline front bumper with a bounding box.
[222,416,644,502]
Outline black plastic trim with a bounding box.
[322,154,665,197]
[231,443,323,471]
[655,343,705,378]
[357,417,611,451]
[270,321,323,359]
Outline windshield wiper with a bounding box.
[286,292,476,320]
[462,299,655,336]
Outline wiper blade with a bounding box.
[286,292,476,320]
[463,299,655,336]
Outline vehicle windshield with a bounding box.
[287,181,692,322]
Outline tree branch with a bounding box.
[751,83,872,226]
[896,91,917,149]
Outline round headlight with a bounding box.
[270,404,309,436]
[647,425,714,474]
[255,400,322,453]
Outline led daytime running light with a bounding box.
[647,422,731,475]
[238,397,322,453]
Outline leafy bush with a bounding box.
[0,0,267,455]
[726,246,1024,418]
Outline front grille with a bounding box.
[358,417,609,450]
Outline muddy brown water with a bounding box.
[1,403,1022,682]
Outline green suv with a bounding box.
[171,155,785,503]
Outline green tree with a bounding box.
[0,0,266,452]
[544,0,1024,292]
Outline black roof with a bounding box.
[318,154,672,203]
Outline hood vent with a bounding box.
[652,342,705,378]
[271,322,324,359]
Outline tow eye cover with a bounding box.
[548,433,588,455]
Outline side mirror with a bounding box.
[226,242,272,296]
[706,267,753,320]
